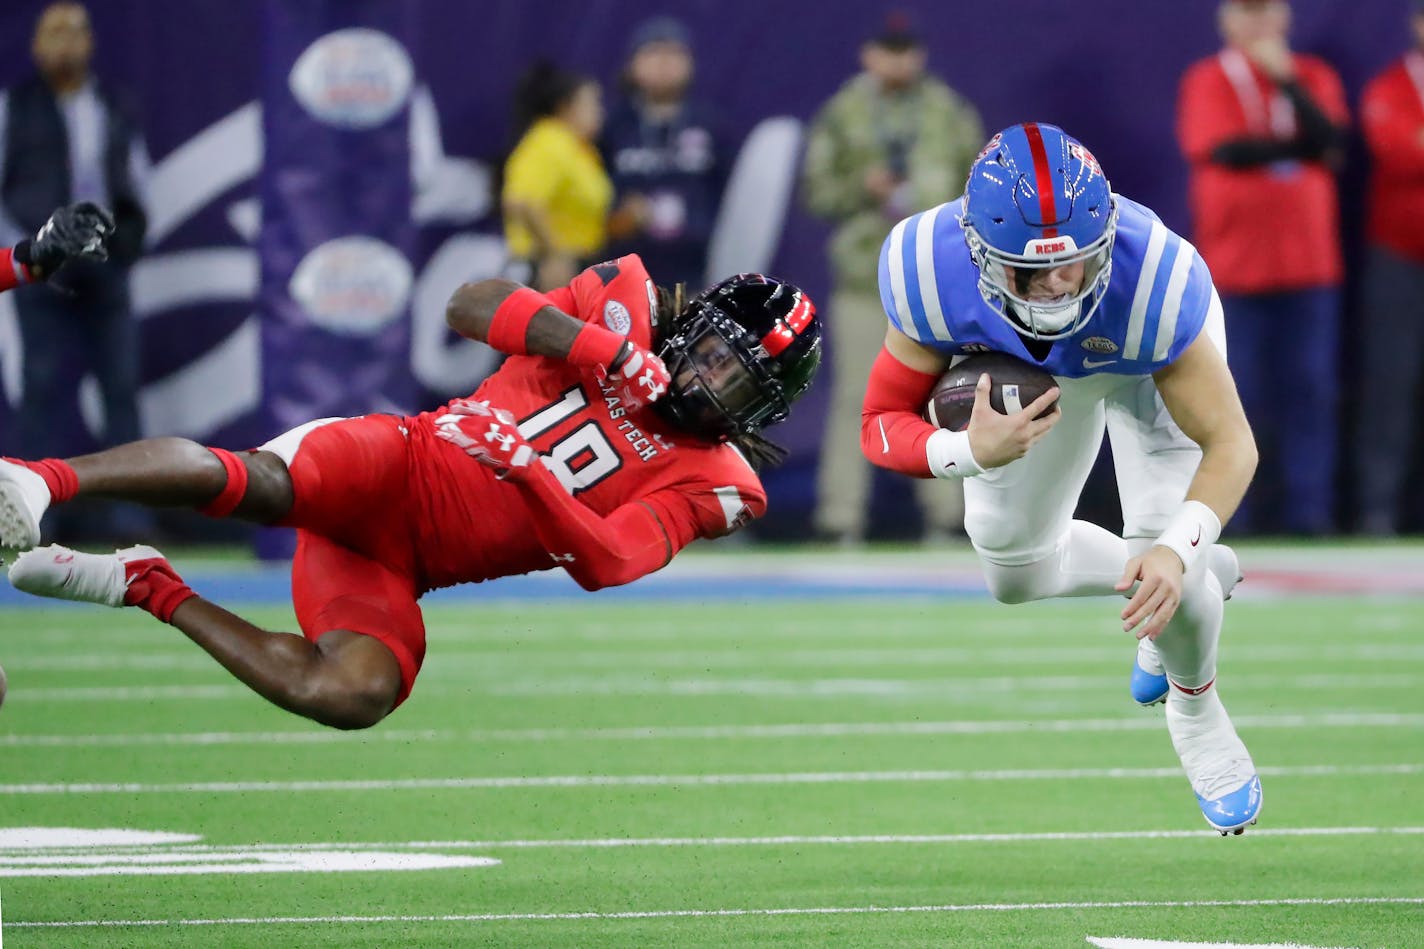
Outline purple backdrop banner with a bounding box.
[260,1,418,429]
[0,0,1413,536]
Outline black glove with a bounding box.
[13,202,117,280]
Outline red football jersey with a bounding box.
[405,255,766,590]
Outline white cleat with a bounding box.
[0,459,50,551]
[8,544,163,607]
[1166,687,1262,833]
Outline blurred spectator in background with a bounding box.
[502,62,610,291]
[601,17,730,290]
[801,13,983,545]
[1352,1,1424,536]
[1177,0,1348,535]
[0,1,149,539]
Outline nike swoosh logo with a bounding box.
[1082,357,1117,369]
[1190,526,1202,547]
[878,418,890,454]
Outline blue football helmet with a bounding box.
[960,123,1118,340]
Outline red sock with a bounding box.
[2,457,79,503]
[123,557,197,623]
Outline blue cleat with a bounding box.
[1197,774,1263,835]
[1130,639,1168,707]
[1167,688,1261,835]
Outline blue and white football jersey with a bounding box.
[878,195,1215,378]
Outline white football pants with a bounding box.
[965,296,1227,690]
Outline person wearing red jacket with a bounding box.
[1177,0,1349,534]
[0,257,821,728]
[1353,1,1424,535]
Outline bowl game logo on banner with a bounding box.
[289,28,414,128]
[289,236,413,334]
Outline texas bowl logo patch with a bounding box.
[1081,336,1119,354]
[603,300,631,334]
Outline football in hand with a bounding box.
[925,352,1058,432]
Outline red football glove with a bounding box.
[433,399,539,481]
[602,343,672,410]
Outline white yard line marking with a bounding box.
[14,672,1418,703]
[4,712,1421,749]
[1087,938,1354,949]
[13,685,249,701]
[1,763,1419,796]
[8,897,1424,929]
[13,641,1424,672]
[476,673,1421,697]
[7,826,1420,856]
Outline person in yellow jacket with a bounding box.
[503,62,613,290]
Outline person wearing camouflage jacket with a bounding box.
[801,21,983,544]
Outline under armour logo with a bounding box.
[484,425,516,450]
[639,368,665,394]
[550,552,576,563]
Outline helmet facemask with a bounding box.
[656,302,792,440]
[962,200,1118,341]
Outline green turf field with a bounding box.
[1,565,1422,946]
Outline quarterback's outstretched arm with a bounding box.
[1117,332,1258,639]
[1152,333,1258,530]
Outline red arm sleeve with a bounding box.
[512,445,765,591]
[512,464,681,591]
[861,346,941,478]
[0,247,25,293]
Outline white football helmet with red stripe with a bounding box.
[960,123,1119,340]
[655,274,822,440]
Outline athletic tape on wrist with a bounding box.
[926,428,984,480]
[1153,500,1222,572]
[488,287,555,355]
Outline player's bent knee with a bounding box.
[301,630,403,730]
[963,508,1030,561]
[231,451,294,522]
[979,561,1053,605]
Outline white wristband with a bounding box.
[1153,500,1222,572]
[926,428,983,480]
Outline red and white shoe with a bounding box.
[0,459,50,551]
[8,544,168,607]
